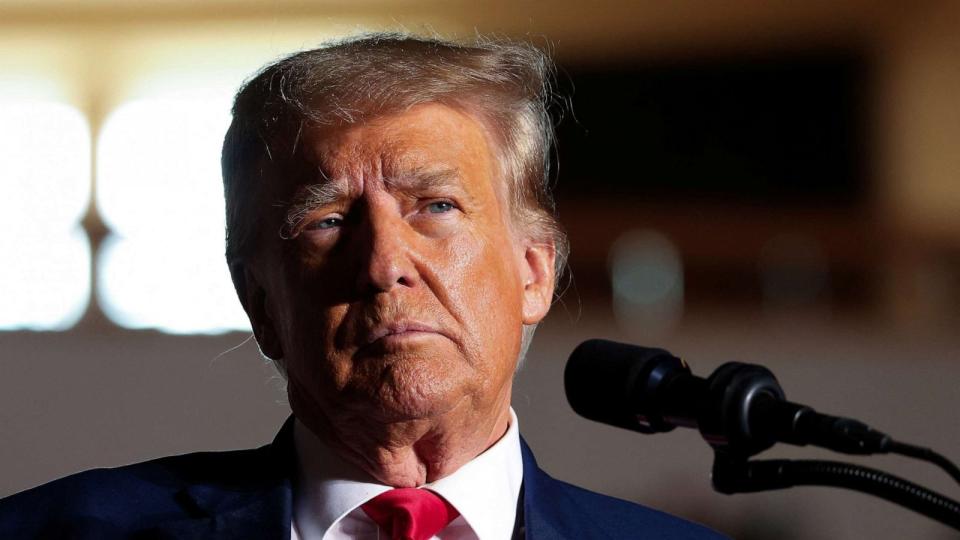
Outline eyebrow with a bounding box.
[386,165,461,193]
[282,165,462,230]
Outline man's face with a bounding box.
[247,103,554,435]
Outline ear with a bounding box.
[231,261,284,360]
[519,241,556,325]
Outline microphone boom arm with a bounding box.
[712,453,960,531]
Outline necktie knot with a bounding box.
[361,488,460,540]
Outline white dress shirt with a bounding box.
[291,408,524,540]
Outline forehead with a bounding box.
[302,103,502,190]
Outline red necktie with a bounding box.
[361,488,460,540]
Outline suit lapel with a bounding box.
[144,418,296,539]
[520,437,593,540]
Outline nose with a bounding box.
[355,206,419,294]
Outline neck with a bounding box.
[292,392,512,487]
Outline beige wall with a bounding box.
[880,0,960,239]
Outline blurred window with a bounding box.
[96,93,250,334]
[609,229,684,337]
[0,100,92,330]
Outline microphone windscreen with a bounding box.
[564,339,683,433]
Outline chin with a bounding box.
[353,346,471,414]
[365,371,475,424]
[375,388,466,423]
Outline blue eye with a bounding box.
[427,201,455,214]
[304,217,342,230]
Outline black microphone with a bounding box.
[565,339,892,457]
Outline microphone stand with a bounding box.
[699,363,960,531]
[711,451,960,530]
[563,340,960,530]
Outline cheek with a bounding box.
[279,282,353,389]
[438,232,524,370]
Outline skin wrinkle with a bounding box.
[284,165,466,237]
[245,102,554,487]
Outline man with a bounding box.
[0,34,727,539]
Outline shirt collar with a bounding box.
[292,409,523,540]
[292,421,391,539]
[424,408,523,540]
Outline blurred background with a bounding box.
[1,1,958,538]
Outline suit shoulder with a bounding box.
[520,437,727,539]
[549,475,727,539]
[0,446,267,537]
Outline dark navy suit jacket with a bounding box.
[0,419,727,539]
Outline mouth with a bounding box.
[358,321,447,354]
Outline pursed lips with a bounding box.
[361,321,447,349]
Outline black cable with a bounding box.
[887,440,960,486]
[786,460,960,529]
[713,456,960,531]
